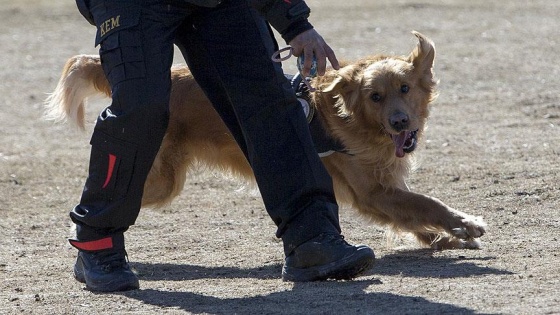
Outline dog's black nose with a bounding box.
[389,112,409,132]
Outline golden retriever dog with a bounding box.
[46,32,486,249]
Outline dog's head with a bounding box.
[319,31,438,158]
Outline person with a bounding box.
[68,0,376,292]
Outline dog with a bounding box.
[46,32,486,249]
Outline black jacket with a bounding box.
[167,0,314,43]
[250,0,313,43]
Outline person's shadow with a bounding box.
[116,250,511,314]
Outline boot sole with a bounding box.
[84,278,139,292]
[282,247,376,282]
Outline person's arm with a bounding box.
[250,0,340,76]
[250,0,313,43]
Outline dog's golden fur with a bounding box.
[46,32,486,249]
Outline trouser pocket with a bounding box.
[71,131,142,232]
[83,132,138,203]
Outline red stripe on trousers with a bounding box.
[102,153,117,189]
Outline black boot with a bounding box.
[69,235,139,292]
[282,233,375,282]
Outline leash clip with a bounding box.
[271,46,294,62]
[271,47,317,92]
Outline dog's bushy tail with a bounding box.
[44,55,109,129]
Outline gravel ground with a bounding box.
[1,0,559,314]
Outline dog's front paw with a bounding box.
[415,210,487,250]
[430,236,482,250]
[450,216,487,239]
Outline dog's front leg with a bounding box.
[365,188,487,249]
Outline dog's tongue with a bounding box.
[391,131,408,158]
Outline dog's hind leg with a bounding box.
[141,133,194,208]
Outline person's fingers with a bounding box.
[314,46,327,76]
[288,29,314,57]
[324,45,340,71]
[302,45,314,76]
[288,29,339,76]
[291,44,303,58]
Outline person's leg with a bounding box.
[173,0,374,281]
[69,0,188,291]
[174,1,340,253]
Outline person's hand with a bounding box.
[288,29,340,76]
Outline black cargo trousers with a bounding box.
[70,0,341,255]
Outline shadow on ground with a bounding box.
[119,250,510,314]
[122,284,482,315]
[374,249,513,278]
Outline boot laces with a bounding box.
[92,250,129,272]
[320,233,348,245]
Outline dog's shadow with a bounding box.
[374,249,512,278]
[116,250,509,314]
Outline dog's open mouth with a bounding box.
[391,130,418,158]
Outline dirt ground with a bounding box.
[1,0,559,314]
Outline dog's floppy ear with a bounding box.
[320,65,362,115]
[408,31,435,74]
[321,64,358,94]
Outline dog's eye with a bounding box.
[371,93,382,102]
[401,84,409,94]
